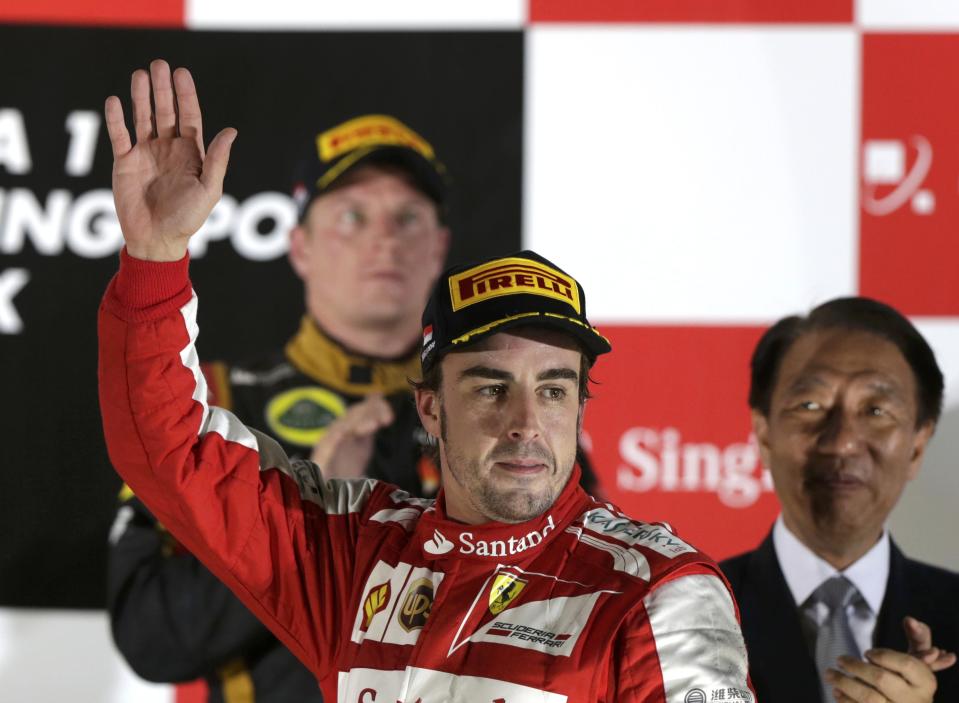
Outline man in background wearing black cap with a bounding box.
[106,110,450,701]
[99,60,751,702]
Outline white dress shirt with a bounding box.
[773,515,890,656]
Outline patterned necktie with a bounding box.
[810,575,862,703]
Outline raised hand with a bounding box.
[105,59,236,262]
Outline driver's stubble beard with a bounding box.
[437,398,576,524]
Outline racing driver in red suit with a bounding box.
[99,60,755,702]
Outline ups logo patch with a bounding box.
[398,578,434,632]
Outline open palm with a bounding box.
[105,60,236,262]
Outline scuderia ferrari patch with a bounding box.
[448,257,581,314]
[449,567,621,658]
[264,387,346,447]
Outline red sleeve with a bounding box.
[98,248,374,680]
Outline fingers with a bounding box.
[350,395,395,435]
[150,59,177,139]
[104,96,131,159]
[330,395,395,437]
[826,666,893,703]
[925,649,956,673]
[309,395,394,467]
[914,647,940,665]
[201,128,238,196]
[130,69,153,143]
[827,650,937,703]
[862,649,935,690]
[310,399,391,479]
[173,67,205,156]
[903,616,956,672]
[904,617,932,654]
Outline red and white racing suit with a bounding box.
[98,251,755,703]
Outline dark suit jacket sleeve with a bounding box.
[874,543,959,701]
[720,536,823,703]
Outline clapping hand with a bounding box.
[827,617,954,703]
[310,395,395,480]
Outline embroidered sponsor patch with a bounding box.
[684,689,753,703]
[462,592,601,657]
[582,508,695,558]
[264,386,346,448]
[351,561,444,646]
[361,582,391,632]
[423,529,455,555]
[423,517,556,559]
[317,114,434,163]
[398,578,434,632]
[338,667,569,703]
[489,573,527,615]
[449,566,620,658]
[448,257,581,314]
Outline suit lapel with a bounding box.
[873,540,908,651]
[741,533,822,701]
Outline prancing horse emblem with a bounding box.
[488,573,527,615]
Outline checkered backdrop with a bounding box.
[1,2,958,700]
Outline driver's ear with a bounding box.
[416,388,441,440]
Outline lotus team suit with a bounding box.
[99,249,754,702]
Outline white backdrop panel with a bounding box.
[187,0,525,29]
[526,26,859,323]
[889,319,959,570]
[0,608,172,703]
[858,0,959,29]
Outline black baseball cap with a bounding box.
[292,114,448,220]
[420,250,611,372]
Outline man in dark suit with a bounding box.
[721,297,957,703]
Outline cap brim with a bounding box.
[441,310,611,362]
[331,146,447,206]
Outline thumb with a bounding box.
[903,616,932,652]
[201,127,237,194]
[371,395,395,427]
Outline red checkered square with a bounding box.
[530,0,850,23]
[860,34,959,315]
[585,325,780,561]
[0,0,183,26]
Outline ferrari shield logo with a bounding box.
[488,573,527,615]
